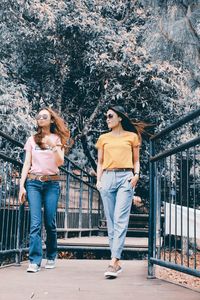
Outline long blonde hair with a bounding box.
[34,107,72,152]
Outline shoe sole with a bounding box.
[27,268,41,273]
[104,271,118,279]
[105,274,118,279]
[45,266,55,269]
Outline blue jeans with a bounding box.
[26,179,60,266]
[100,171,134,259]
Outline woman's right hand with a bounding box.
[96,180,102,190]
[18,186,27,204]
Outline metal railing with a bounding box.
[148,108,200,278]
[0,131,101,265]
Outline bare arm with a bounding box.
[20,151,32,188]
[42,136,64,166]
[133,146,140,175]
[19,151,32,203]
[52,146,65,167]
[96,148,104,189]
[130,146,140,187]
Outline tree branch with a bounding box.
[80,135,97,171]
[118,0,137,25]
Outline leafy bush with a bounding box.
[0,0,199,203]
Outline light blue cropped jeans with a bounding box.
[99,170,134,259]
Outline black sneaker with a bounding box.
[104,265,118,279]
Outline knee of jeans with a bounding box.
[114,219,128,230]
[45,220,56,231]
[107,227,114,236]
[30,222,41,234]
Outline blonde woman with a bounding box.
[19,107,70,273]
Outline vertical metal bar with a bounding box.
[174,154,177,264]
[169,156,172,262]
[153,161,158,258]
[65,162,71,238]
[0,161,6,252]
[14,168,20,252]
[180,151,183,265]
[78,170,83,237]
[16,200,24,264]
[193,146,197,269]
[10,166,16,250]
[73,177,76,229]
[148,139,156,278]
[0,160,3,251]
[163,158,167,261]
[186,149,189,267]
[159,159,164,259]
[3,163,9,250]
[22,203,28,250]
[156,161,161,259]
[89,177,93,236]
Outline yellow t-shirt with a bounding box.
[95,131,140,170]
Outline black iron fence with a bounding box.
[0,131,101,265]
[148,108,200,278]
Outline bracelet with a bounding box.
[134,172,140,177]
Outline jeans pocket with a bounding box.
[127,179,135,193]
[51,181,61,194]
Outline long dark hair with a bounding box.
[34,107,72,152]
[109,106,151,142]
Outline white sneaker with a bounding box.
[27,263,40,273]
[116,265,123,274]
[45,260,55,269]
[104,265,118,279]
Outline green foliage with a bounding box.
[0,0,199,202]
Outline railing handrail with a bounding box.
[0,130,24,148]
[0,130,101,265]
[150,136,200,162]
[64,157,95,178]
[0,152,23,166]
[150,107,200,141]
[0,130,95,180]
[148,107,200,279]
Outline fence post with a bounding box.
[148,139,156,278]
[78,170,83,237]
[15,204,24,265]
[89,177,93,236]
[64,161,71,238]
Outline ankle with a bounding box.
[110,258,119,266]
[116,260,120,266]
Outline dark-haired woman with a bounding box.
[96,106,146,279]
[19,107,70,272]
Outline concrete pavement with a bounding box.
[0,260,199,300]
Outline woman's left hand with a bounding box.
[42,136,56,148]
[129,174,139,188]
